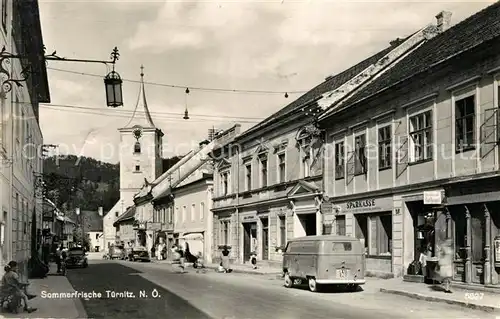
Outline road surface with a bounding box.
[64,260,496,319]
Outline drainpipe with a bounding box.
[235,145,240,263]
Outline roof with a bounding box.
[123,66,156,129]
[113,206,136,226]
[339,2,500,109]
[237,44,395,139]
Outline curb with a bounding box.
[204,265,282,277]
[379,288,500,313]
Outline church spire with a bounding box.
[124,65,156,128]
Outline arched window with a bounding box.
[134,142,141,153]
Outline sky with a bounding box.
[39,0,494,164]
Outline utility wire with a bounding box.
[38,102,266,121]
[47,67,308,95]
[40,104,261,124]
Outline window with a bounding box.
[365,214,392,256]
[135,165,140,172]
[182,206,186,222]
[260,158,267,188]
[378,126,392,169]
[134,142,141,153]
[220,171,229,196]
[300,137,312,178]
[336,215,346,236]
[332,242,352,252]
[96,234,99,240]
[277,153,286,183]
[115,211,119,217]
[200,202,205,220]
[455,95,475,152]
[354,134,366,175]
[245,162,252,191]
[175,207,179,224]
[190,204,195,221]
[221,220,230,245]
[1,0,6,32]
[279,215,286,246]
[334,142,344,180]
[409,110,432,162]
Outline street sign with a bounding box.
[147,222,162,231]
[423,191,442,205]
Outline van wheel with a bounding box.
[308,277,319,292]
[284,273,294,288]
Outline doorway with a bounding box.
[298,213,317,236]
[243,222,257,262]
[261,218,269,260]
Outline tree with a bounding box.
[72,229,91,251]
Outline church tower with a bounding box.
[117,66,163,208]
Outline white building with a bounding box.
[0,0,50,279]
[103,66,163,252]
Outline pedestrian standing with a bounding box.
[438,238,453,293]
[250,252,257,269]
[178,245,186,273]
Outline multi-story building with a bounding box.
[0,0,50,278]
[133,125,240,261]
[317,3,500,285]
[113,206,136,249]
[210,13,445,266]
[103,67,163,252]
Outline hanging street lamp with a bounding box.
[0,46,122,107]
[104,47,123,108]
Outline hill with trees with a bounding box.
[43,155,182,212]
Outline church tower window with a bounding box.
[135,165,141,172]
[134,142,141,154]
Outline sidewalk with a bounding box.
[379,278,500,313]
[2,264,87,318]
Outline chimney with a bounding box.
[436,11,452,33]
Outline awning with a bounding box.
[180,232,204,241]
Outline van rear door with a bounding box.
[324,241,363,282]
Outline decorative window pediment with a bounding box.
[216,158,231,170]
[241,155,253,164]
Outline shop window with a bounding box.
[355,215,368,253]
[336,216,346,236]
[354,134,367,175]
[453,212,466,260]
[409,110,432,162]
[334,142,344,180]
[378,125,392,170]
[455,95,475,152]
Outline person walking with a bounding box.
[178,244,186,273]
[438,238,453,293]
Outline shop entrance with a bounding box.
[243,222,257,262]
[298,213,317,236]
[261,218,269,260]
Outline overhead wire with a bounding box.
[46,67,307,95]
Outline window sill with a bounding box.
[133,152,141,155]
[455,146,476,154]
[334,177,345,181]
[379,166,392,172]
[408,158,432,166]
[353,172,366,177]
[133,171,142,174]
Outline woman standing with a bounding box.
[438,239,453,293]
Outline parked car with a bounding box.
[128,246,150,262]
[65,247,89,268]
[109,246,124,260]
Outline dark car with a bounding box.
[128,246,150,262]
[65,247,88,268]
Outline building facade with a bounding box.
[113,206,136,249]
[0,0,50,278]
[318,4,500,284]
[209,17,441,266]
[103,67,163,253]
